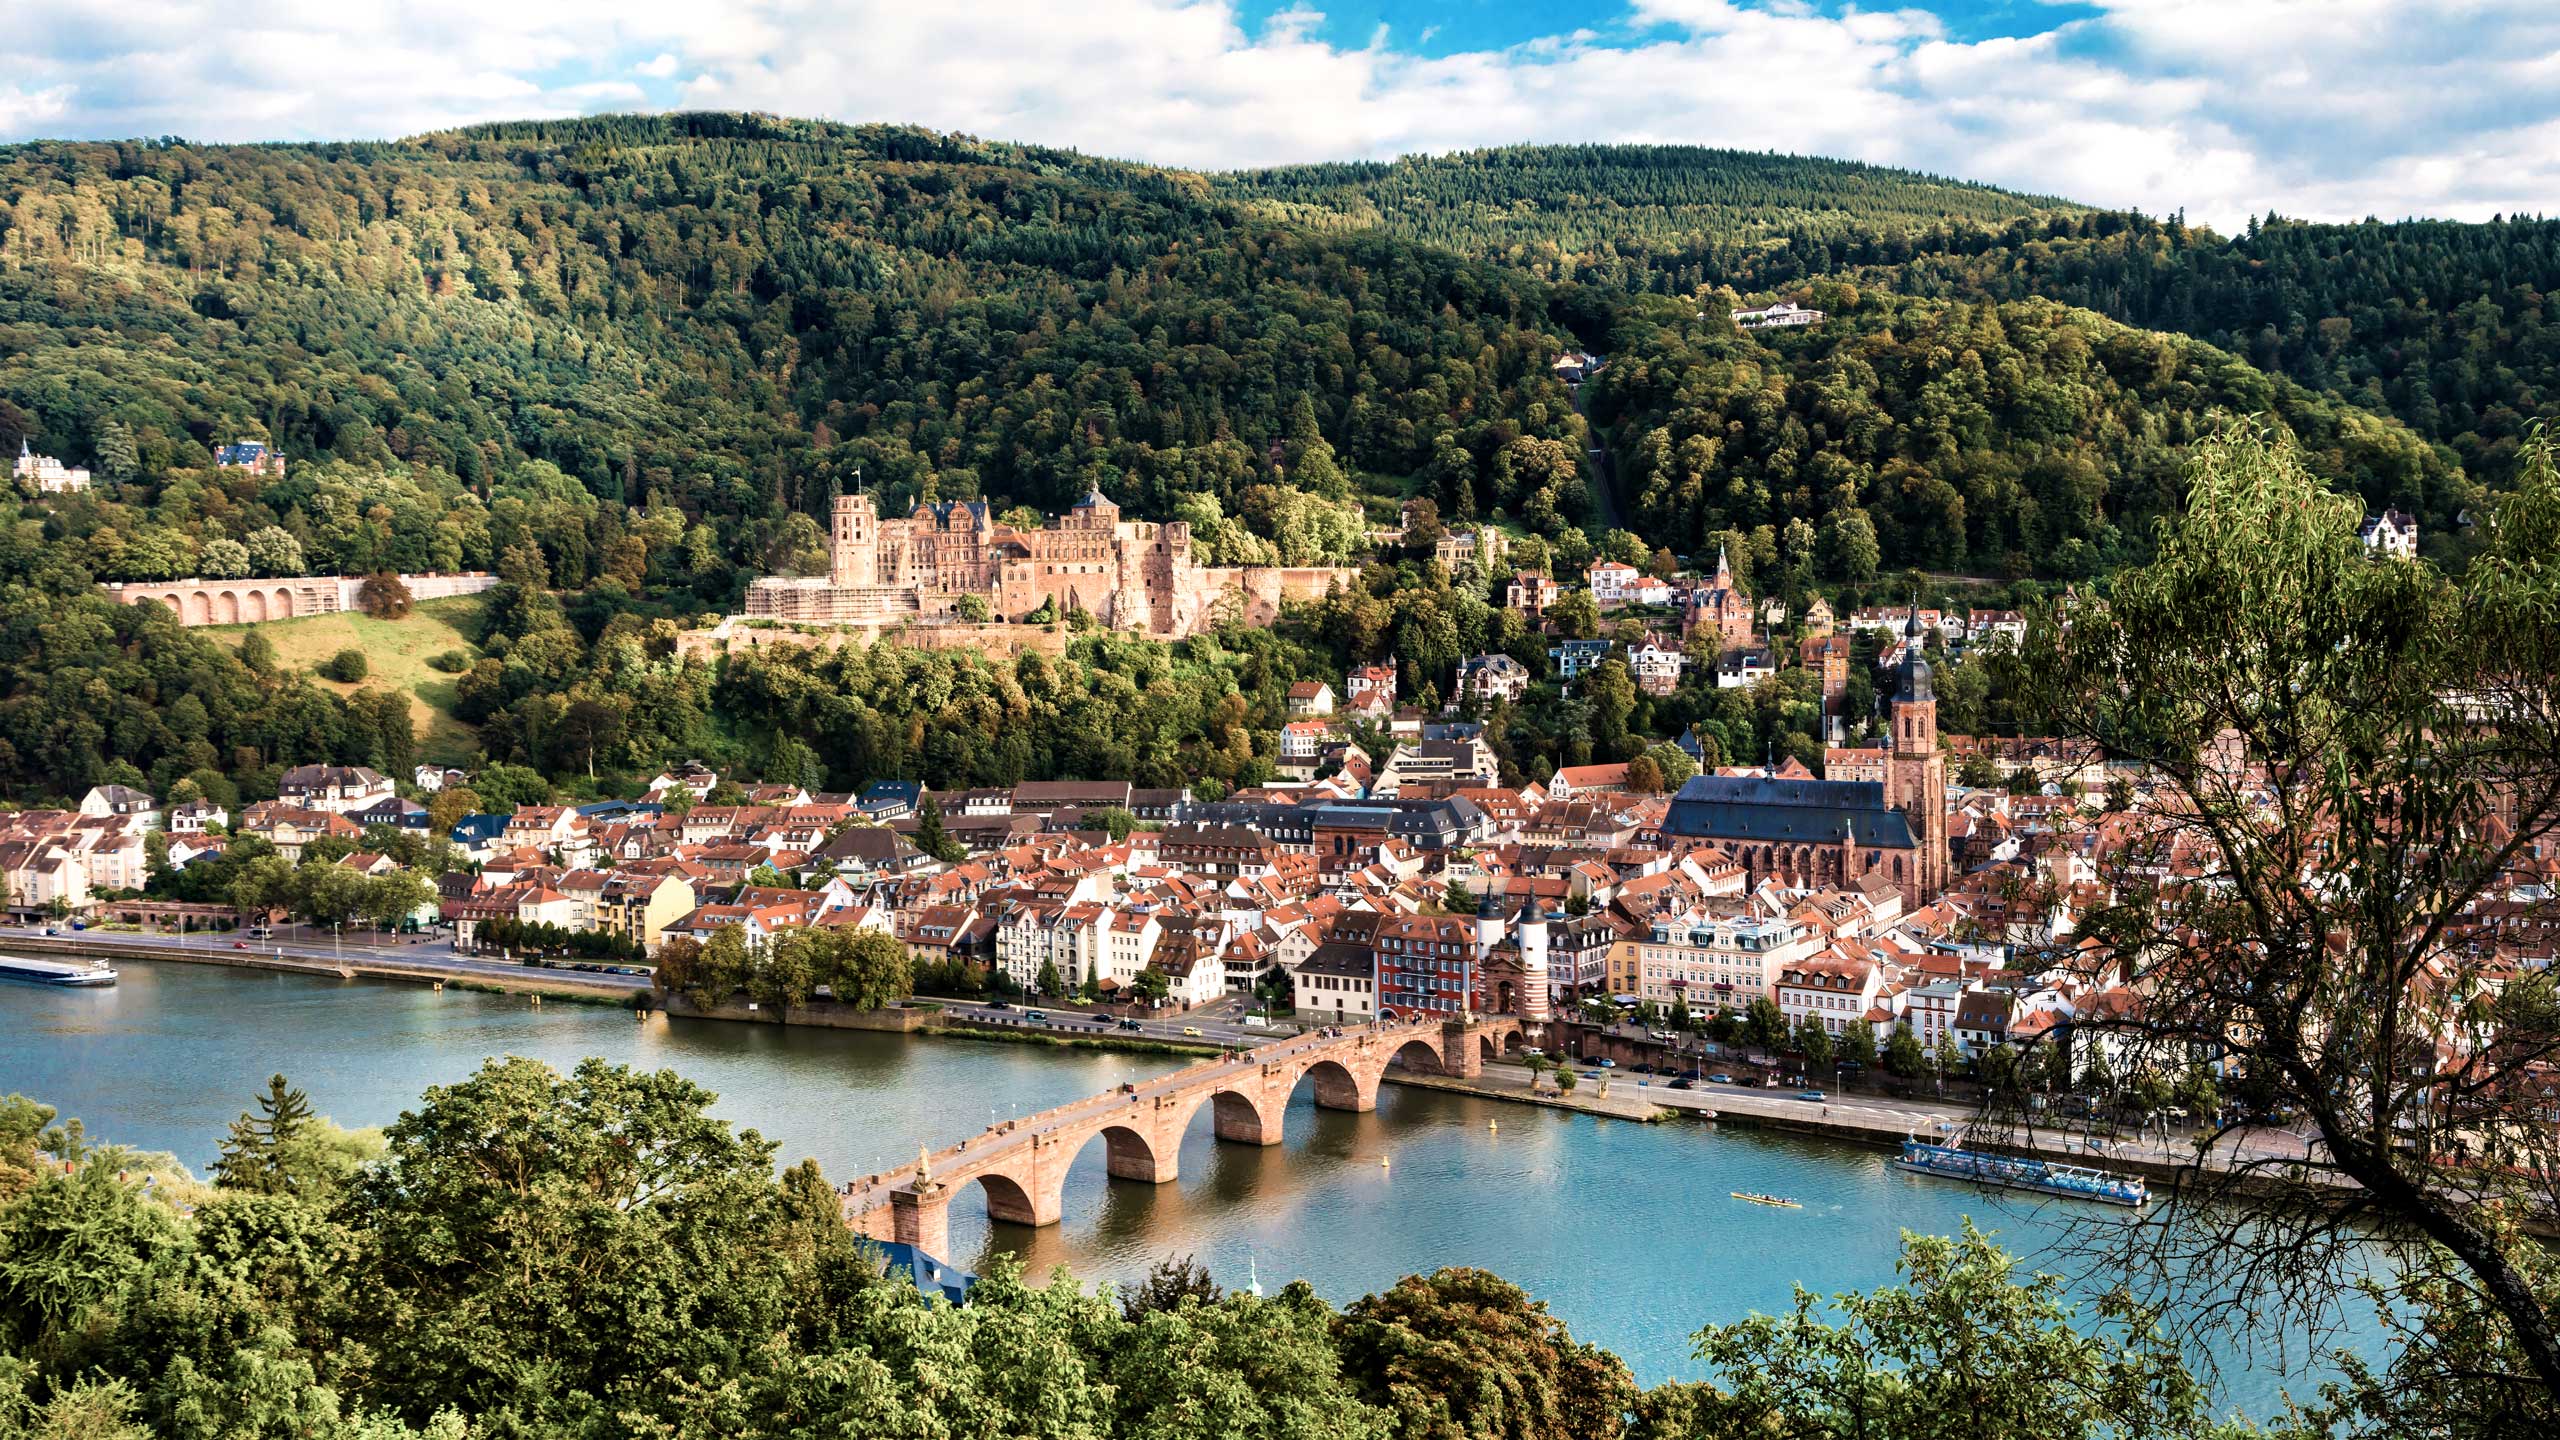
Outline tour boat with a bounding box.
[0,954,118,987]
[1893,1137,2146,1207]
[1730,1191,1801,1209]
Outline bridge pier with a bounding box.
[1441,1020,1485,1079]
[890,1185,950,1259]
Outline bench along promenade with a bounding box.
[841,1015,1523,1257]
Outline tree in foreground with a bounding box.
[1689,1222,2228,1440]
[206,1073,380,1201]
[1333,1266,1636,1440]
[2005,422,2560,1408]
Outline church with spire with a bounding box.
[1659,605,1951,906]
[1681,544,1756,649]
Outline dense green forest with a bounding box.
[0,113,1590,548]
[1585,291,2464,576]
[1217,144,2083,280]
[0,118,2540,803]
[4,1064,2500,1440]
[1218,148,2557,496]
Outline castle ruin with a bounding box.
[743,490,1352,638]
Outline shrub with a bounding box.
[320,649,369,683]
[356,571,414,619]
[425,649,472,673]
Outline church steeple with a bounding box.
[1896,602,1934,704]
[1885,600,1947,904]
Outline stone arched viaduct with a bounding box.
[97,572,498,627]
[843,1017,1521,1259]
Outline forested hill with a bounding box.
[0,112,2501,804]
[1216,145,2082,281]
[0,111,1592,539]
[1215,146,2556,494]
[1583,290,2462,582]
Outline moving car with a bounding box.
[1024,1009,1048,1021]
[1708,1073,1735,1085]
[1798,1090,1828,1102]
[1118,1018,1144,1031]
[1181,1026,1203,1037]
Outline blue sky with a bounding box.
[6,2,2557,231]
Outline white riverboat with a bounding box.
[1893,1137,2146,1207]
[0,954,119,987]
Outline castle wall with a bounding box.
[100,572,499,627]
[785,494,1350,639]
[680,619,1072,664]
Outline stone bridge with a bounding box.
[843,1015,1522,1258]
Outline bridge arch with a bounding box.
[243,589,268,622]
[1298,1056,1373,1113]
[1391,1037,1447,1076]
[975,1170,1039,1228]
[213,590,239,624]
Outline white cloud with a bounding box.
[0,85,73,136]
[2,1,2555,230]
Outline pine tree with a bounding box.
[913,796,963,864]
[95,419,139,483]
[210,1073,315,1194]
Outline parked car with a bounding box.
[1597,1058,1617,1069]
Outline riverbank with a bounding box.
[1384,1067,1674,1123]
[7,934,642,1002]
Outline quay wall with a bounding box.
[6,935,637,1000]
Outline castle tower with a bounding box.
[1887,604,1949,901]
[1516,906,1551,1026]
[830,493,878,588]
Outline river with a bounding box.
[4,959,2374,1417]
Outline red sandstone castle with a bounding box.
[743,489,1350,638]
